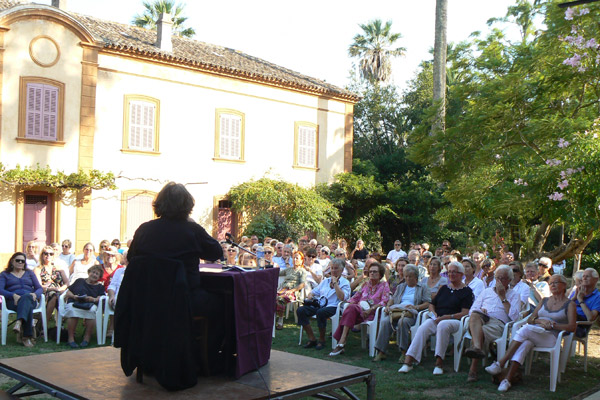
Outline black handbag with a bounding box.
[72,302,95,310]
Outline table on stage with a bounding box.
[198,265,278,378]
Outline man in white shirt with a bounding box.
[524,262,550,312]
[296,258,351,350]
[465,265,520,382]
[386,240,407,265]
[50,242,70,276]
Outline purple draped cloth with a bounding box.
[200,266,278,378]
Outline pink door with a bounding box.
[23,193,52,251]
[217,200,235,241]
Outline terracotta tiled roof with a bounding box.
[0,0,358,102]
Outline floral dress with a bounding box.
[39,264,65,301]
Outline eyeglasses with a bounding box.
[62,245,70,248]
[306,255,315,258]
[512,269,520,273]
[14,259,26,264]
[100,246,108,250]
[423,255,431,258]
[227,249,236,252]
[42,252,54,256]
[394,244,401,246]
[538,263,548,268]
[265,251,273,254]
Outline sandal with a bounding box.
[303,340,317,349]
[315,341,326,350]
[67,341,79,349]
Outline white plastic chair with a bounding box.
[56,292,106,345]
[298,301,343,349]
[101,296,115,345]
[513,318,574,392]
[569,319,596,372]
[360,306,383,357]
[1,294,48,345]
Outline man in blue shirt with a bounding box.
[297,258,351,350]
[574,268,600,338]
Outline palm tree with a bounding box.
[132,0,195,38]
[348,19,405,84]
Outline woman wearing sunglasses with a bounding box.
[34,246,68,325]
[0,252,43,347]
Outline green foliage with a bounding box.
[227,178,338,239]
[409,0,600,257]
[243,212,300,242]
[0,163,116,191]
[132,0,195,38]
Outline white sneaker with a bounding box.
[485,361,502,375]
[398,364,413,373]
[433,367,444,375]
[498,379,511,392]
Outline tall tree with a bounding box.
[431,0,447,135]
[410,0,600,262]
[348,19,406,84]
[132,0,195,38]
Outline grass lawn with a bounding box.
[270,318,600,400]
[1,316,599,399]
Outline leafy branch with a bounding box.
[0,163,116,191]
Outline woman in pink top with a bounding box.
[329,262,390,356]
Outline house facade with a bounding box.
[0,1,357,264]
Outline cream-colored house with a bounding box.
[0,0,357,263]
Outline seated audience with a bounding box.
[50,243,69,276]
[421,257,447,300]
[62,265,106,348]
[480,258,496,288]
[350,239,369,270]
[69,242,99,282]
[524,261,550,312]
[329,262,389,356]
[537,257,553,282]
[567,270,584,299]
[386,240,407,266]
[303,248,323,290]
[99,246,123,291]
[225,244,238,265]
[388,257,408,295]
[374,264,431,363]
[263,245,279,268]
[96,240,110,265]
[34,245,68,324]
[0,252,43,347]
[408,250,427,279]
[463,258,484,299]
[25,241,39,270]
[58,239,75,270]
[508,261,529,309]
[106,260,127,338]
[350,258,376,293]
[399,261,474,375]
[472,252,484,278]
[573,268,600,338]
[465,265,520,382]
[325,248,355,280]
[275,251,307,330]
[297,259,351,350]
[318,246,331,269]
[485,274,575,392]
[240,252,257,267]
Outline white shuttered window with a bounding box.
[297,125,317,167]
[218,112,243,160]
[124,192,155,241]
[26,83,58,140]
[129,101,156,151]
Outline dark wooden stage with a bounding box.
[0,347,375,400]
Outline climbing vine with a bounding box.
[0,163,116,192]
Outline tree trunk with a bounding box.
[431,0,447,135]
[543,230,595,264]
[529,219,553,258]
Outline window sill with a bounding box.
[16,137,65,147]
[121,149,161,156]
[292,165,319,172]
[213,157,246,164]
